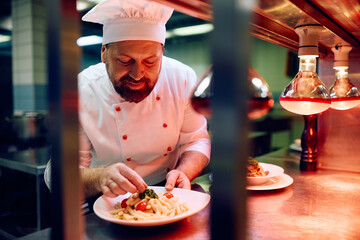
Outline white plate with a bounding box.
[246,174,294,190]
[247,163,284,185]
[93,186,211,227]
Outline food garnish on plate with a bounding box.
[110,188,189,221]
[247,157,269,177]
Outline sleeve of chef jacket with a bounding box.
[177,67,211,163]
[44,125,92,190]
[77,69,95,168]
[44,159,51,190]
[78,125,93,167]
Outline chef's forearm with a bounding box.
[176,151,209,181]
[80,167,103,199]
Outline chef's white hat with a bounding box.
[82,0,174,45]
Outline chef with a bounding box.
[44,0,211,199]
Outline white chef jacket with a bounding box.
[78,56,211,185]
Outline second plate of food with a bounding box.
[247,163,284,185]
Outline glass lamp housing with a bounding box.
[280,55,331,115]
[191,65,273,120]
[247,66,274,119]
[191,66,213,119]
[329,67,360,110]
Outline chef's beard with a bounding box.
[113,75,155,103]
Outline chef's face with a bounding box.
[101,40,163,103]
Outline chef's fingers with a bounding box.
[99,165,133,196]
[175,171,191,190]
[177,177,191,190]
[100,178,127,198]
[165,170,179,191]
[108,180,128,196]
[101,183,119,198]
[110,174,139,194]
[99,172,117,197]
[166,170,191,191]
[115,164,148,193]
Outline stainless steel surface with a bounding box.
[253,0,360,49]
[0,146,50,231]
[0,146,49,175]
[317,50,360,173]
[249,148,360,240]
[314,0,360,38]
[257,0,304,28]
[252,0,347,53]
[17,148,360,240]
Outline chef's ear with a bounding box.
[101,44,107,63]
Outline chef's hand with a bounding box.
[165,169,191,191]
[99,163,148,198]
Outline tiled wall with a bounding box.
[11,0,47,112]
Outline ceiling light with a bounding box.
[77,1,92,11]
[77,35,102,47]
[168,23,213,38]
[0,34,11,43]
[166,31,175,39]
[77,0,103,11]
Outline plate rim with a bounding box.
[246,163,285,185]
[93,186,211,227]
[246,173,294,191]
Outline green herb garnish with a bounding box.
[139,188,158,199]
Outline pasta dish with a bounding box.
[247,157,269,177]
[110,188,189,221]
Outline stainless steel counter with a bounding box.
[248,148,360,240]
[0,146,49,175]
[16,147,360,240]
[0,146,50,231]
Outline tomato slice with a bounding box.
[164,192,174,199]
[121,198,128,208]
[136,201,147,211]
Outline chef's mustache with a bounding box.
[120,75,149,84]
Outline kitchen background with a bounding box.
[0,0,303,238]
